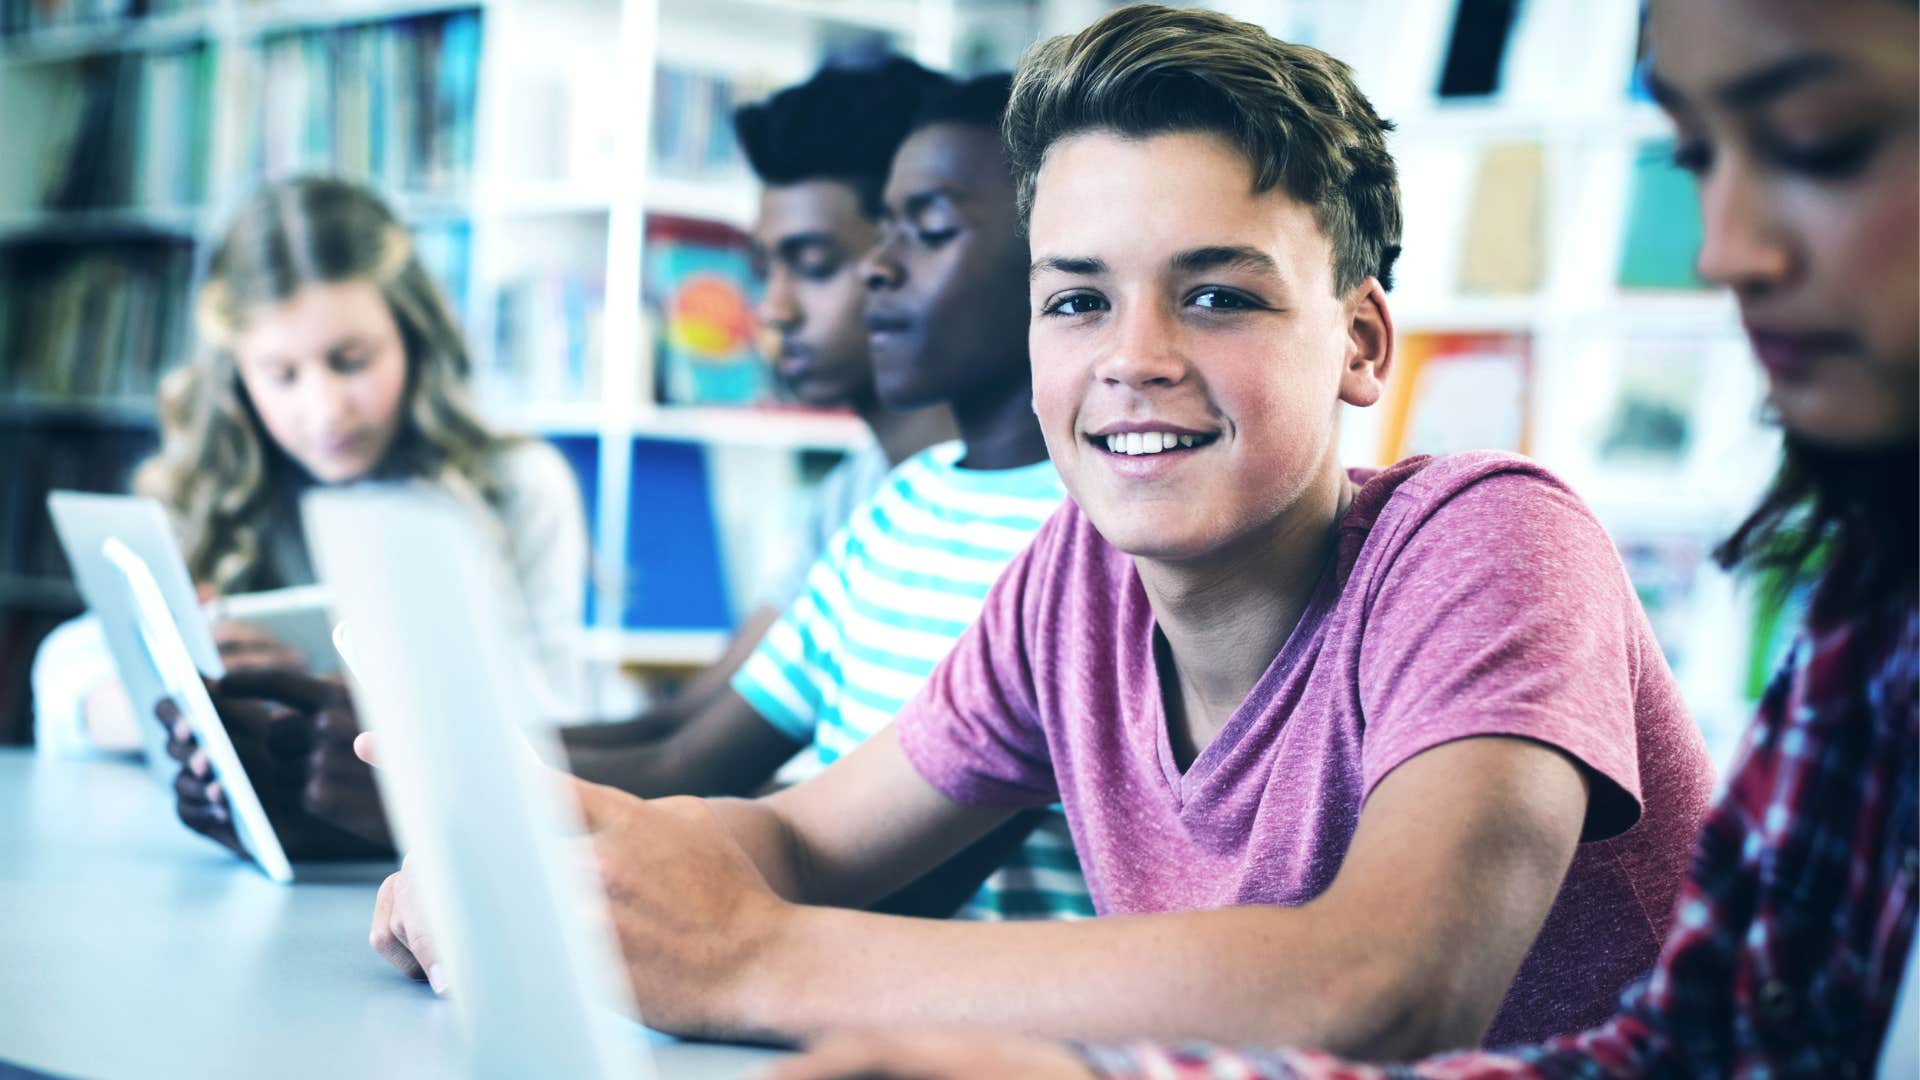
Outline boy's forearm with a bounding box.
[728,902,1484,1059]
[562,690,799,799]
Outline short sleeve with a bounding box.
[1357,468,1647,840]
[731,535,852,746]
[894,509,1066,809]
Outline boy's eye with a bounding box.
[915,227,959,248]
[332,354,371,374]
[1043,293,1108,317]
[1190,288,1260,311]
[795,257,840,282]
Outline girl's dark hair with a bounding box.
[1715,435,1919,624]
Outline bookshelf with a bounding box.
[1288,0,1773,764]
[0,0,1770,754]
[0,0,962,734]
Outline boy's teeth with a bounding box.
[1103,431,1205,456]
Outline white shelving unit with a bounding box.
[0,0,1773,743]
[0,0,960,676]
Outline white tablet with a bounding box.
[101,537,296,884]
[303,486,652,1079]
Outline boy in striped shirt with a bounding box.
[571,74,1095,921]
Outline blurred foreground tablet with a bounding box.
[303,486,653,1080]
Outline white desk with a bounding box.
[0,749,785,1079]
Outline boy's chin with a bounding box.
[1084,504,1234,565]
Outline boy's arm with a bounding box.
[676,733,1586,1058]
[560,684,803,798]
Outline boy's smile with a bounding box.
[1028,130,1393,563]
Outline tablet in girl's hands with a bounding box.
[103,537,295,884]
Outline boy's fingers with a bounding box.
[566,776,633,835]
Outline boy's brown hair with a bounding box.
[1004,3,1402,294]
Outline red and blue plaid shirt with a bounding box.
[1078,601,1918,1080]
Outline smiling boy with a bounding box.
[371,5,1715,1058]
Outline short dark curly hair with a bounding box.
[733,57,953,217]
[909,71,1014,137]
[1004,3,1402,293]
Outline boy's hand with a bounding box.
[575,781,790,1037]
[153,671,394,860]
[763,1030,1097,1080]
[369,778,793,1037]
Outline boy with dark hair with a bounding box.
[560,58,962,778]
[370,6,1714,1059]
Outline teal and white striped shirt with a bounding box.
[733,441,1093,920]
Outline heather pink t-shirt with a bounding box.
[897,452,1716,1047]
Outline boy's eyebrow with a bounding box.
[775,233,838,261]
[1030,255,1107,280]
[1170,245,1280,277]
[900,189,958,217]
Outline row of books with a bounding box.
[0,240,194,402]
[486,274,605,404]
[37,45,214,211]
[411,216,472,319]
[1408,135,1706,297]
[0,425,155,584]
[243,10,482,197]
[0,0,199,37]
[650,63,759,182]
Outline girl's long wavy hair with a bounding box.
[134,177,513,592]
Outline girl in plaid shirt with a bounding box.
[767,0,1919,1076]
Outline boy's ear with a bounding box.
[1338,277,1394,408]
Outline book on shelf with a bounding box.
[650,63,768,185]
[488,274,605,405]
[1456,140,1544,295]
[1379,331,1532,462]
[0,238,193,403]
[0,0,202,38]
[410,216,471,321]
[1618,138,1707,290]
[1435,0,1520,98]
[644,215,767,408]
[34,44,213,212]
[246,8,482,196]
[0,424,155,585]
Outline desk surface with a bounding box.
[0,749,785,1080]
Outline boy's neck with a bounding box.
[1138,455,1355,767]
[857,400,960,467]
[948,369,1050,472]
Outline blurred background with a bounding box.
[0,0,1780,764]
